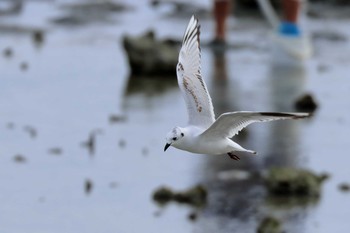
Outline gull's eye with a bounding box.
[172,137,177,141]
[181,133,184,137]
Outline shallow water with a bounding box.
[1,1,350,233]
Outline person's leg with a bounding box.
[282,0,300,23]
[279,0,302,36]
[213,0,231,43]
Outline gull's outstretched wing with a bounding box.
[177,16,215,128]
[200,111,309,138]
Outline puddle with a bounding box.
[0,1,350,233]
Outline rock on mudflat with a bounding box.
[13,154,26,163]
[123,31,179,76]
[188,211,198,221]
[20,62,28,71]
[153,185,207,207]
[339,183,350,192]
[294,93,318,113]
[257,216,283,233]
[153,187,173,204]
[85,179,93,194]
[48,147,62,155]
[32,30,44,46]
[23,125,37,138]
[3,47,13,58]
[265,167,328,197]
[109,114,126,124]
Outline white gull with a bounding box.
[164,16,309,160]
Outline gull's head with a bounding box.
[164,127,185,152]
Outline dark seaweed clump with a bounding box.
[153,185,207,207]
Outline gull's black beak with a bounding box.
[164,143,171,152]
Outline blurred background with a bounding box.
[1,0,350,232]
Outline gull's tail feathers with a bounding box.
[242,149,257,155]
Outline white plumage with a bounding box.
[164,16,309,159]
[176,16,215,128]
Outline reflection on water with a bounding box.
[264,63,307,168]
[123,75,178,112]
[197,50,264,232]
[1,1,349,232]
[204,50,257,175]
[0,0,22,16]
[196,51,313,232]
[124,75,178,96]
[209,51,238,115]
[268,64,306,112]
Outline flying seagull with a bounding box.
[164,16,309,160]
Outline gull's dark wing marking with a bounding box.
[200,111,309,138]
[176,16,215,128]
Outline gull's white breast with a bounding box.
[173,130,236,155]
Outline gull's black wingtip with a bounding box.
[260,112,311,119]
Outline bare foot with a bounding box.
[227,152,240,160]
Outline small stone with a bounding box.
[294,93,318,113]
[13,154,26,163]
[317,63,330,73]
[6,122,15,129]
[188,212,197,221]
[109,114,126,123]
[152,185,207,207]
[48,148,62,155]
[153,210,162,217]
[23,125,37,138]
[3,47,13,58]
[153,187,174,205]
[109,181,118,189]
[142,147,149,156]
[85,179,93,194]
[20,62,28,71]
[257,216,283,233]
[33,30,44,42]
[32,30,45,46]
[339,183,350,192]
[118,139,126,148]
[173,185,207,207]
